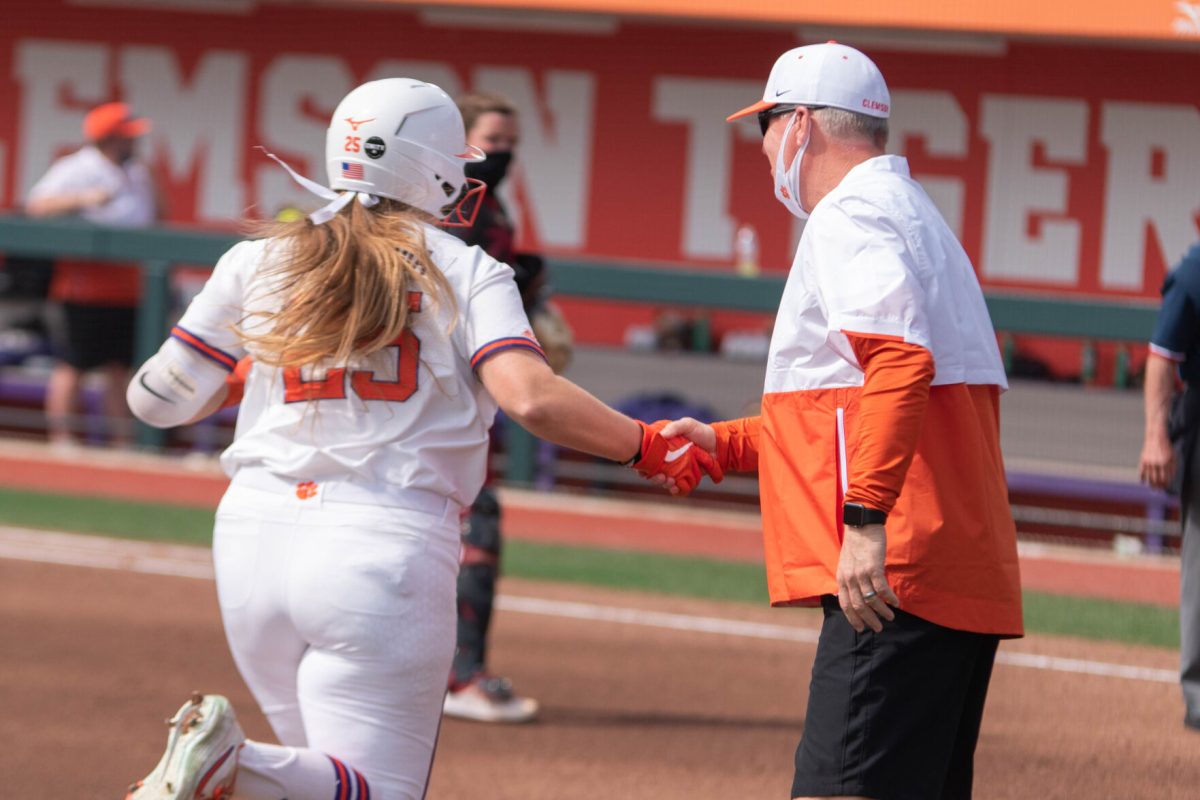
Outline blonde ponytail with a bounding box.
[239,199,454,369]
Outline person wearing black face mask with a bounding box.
[467,149,513,193]
[442,91,564,725]
[454,93,519,266]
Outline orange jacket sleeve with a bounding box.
[712,415,761,473]
[843,334,936,515]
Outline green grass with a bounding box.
[505,539,1181,649]
[1020,590,1179,649]
[504,539,772,604]
[0,486,215,545]
[0,486,1180,649]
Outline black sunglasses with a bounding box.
[756,104,822,136]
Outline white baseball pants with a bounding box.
[212,480,460,800]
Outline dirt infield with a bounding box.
[2,539,1197,800]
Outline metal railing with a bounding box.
[0,215,1174,548]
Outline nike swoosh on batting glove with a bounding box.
[661,438,724,495]
[631,421,723,495]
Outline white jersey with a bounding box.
[765,155,1007,396]
[26,145,156,226]
[171,224,543,508]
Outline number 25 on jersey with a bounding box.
[283,292,422,404]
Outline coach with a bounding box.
[662,42,1023,799]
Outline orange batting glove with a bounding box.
[630,420,724,496]
[220,356,253,409]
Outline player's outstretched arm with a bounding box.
[478,349,720,494]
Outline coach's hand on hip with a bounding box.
[837,523,900,633]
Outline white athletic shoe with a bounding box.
[125,693,245,800]
[443,673,539,724]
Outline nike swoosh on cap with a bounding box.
[663,442,694,463]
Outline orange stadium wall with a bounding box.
[1,0,1198,352]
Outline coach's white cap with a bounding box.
[726,41,891,122]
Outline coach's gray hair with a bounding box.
[813,107,889,150]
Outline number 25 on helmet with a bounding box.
[325,78,487,227]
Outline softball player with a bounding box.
[123,78,716,800]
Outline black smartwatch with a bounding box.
[843,503,887,527]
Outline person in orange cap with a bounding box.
[25,101,162,448]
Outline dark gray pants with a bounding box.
[1184,443,1200,727]
[452,487,502,684]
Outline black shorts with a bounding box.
[58,303,137,371]
[792,596,1000,800]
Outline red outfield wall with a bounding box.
[1,1,1198,347]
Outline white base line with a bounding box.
[0,526,1178,686]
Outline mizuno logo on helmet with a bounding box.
[344,117,376,131]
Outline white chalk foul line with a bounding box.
[995,652,1176,684]
[496,596,1177,685]
[0,526,215,580]
[0,526,1178,686]
[497,595,821,644]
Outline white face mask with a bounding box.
[773,110,810,220]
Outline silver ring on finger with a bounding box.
[862,591,877,601]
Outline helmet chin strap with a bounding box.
[258,148,379,224]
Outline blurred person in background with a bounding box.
[25,101,161,448]
[1138,240,1200,732]
[441,91,573,723]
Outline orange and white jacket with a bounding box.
[718,156,1022,636]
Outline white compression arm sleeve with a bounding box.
[126,337,230,429]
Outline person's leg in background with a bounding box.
[1181,441,1200,729]
[98,304,136,446]
[101,361,133,445]
[44,301,88,447]
[451,488,501,684]
[45,302,135,447]
[45,359,81,446]
[443,487,539,723]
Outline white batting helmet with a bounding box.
[325,78,485,217]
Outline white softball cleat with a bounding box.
[443,673,539,724]
[125,692,244,800]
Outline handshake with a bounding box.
[629,418,723,496]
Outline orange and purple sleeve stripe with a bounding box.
[470,336,546,370]
[170,325,238,372]
[328,756,370,800]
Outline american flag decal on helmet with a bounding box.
[341,162,364,180]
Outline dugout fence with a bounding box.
[0,215,1176,552]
